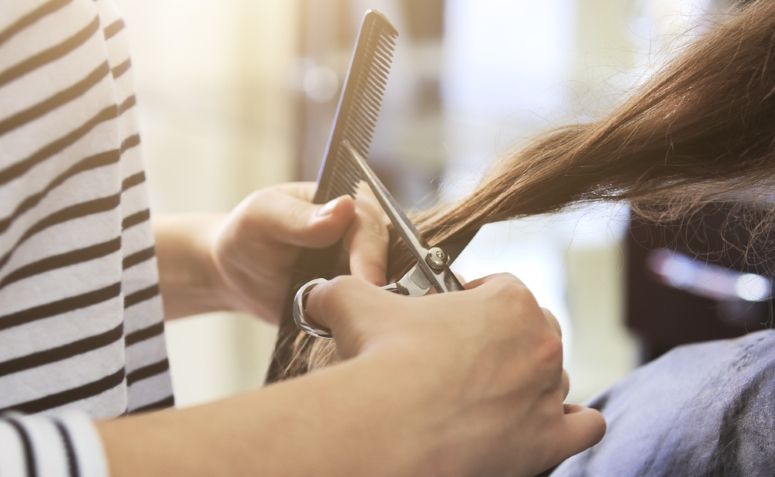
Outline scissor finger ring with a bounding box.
[293,278,333,339]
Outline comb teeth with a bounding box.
[329,149,363,197]
[315,10,398,203]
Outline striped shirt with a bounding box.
[0,0,173,475]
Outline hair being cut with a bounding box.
[270,0,775,380]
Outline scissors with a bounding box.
[293,140,465,339]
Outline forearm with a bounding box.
[97,352,428,477]
[153,214,232,319]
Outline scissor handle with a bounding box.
[293,277,417,339]
[292,278,333,339]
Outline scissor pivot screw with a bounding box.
[426,247,448,271]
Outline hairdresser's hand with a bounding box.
[210,182,388,321]
[153,182,387,321]
[305,274,606,477]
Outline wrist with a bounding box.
[358,341,481,477]
[96,354,432,477]
[154,214,234,318]
[303,351,437,476]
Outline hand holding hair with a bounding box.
[211,182,389,319]
[154,182,390,320]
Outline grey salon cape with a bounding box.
[549,329,775,476]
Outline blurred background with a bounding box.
[114,0,771,406]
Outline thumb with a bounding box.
[304,196,357,247]
[550,405,606,465]
[304,276,393,359]
[258,193,356,248]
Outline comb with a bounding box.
[265,10,398,383]
[313,10,398,202]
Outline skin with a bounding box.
[97,182,605,476]
[153,182,389,320]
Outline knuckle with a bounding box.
[374,221,390,242]
[325,274,358,292]
[307,276,367,330]
[310,278,338,312]
[321,275,363,309]
[536,333,564,369]
[542,307,562,333]
[244,189,273,213]
[561,370,571,397]
[230,203,257,237]
[489,274,535,306]
[346,214,389,257]
[355,188,381,212]
[357,208,388,238]
[231,190,274,235]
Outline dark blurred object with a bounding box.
[625,203,775,363]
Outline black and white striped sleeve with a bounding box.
[0,0,174,475]
[0,410,108,477]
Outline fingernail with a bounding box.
[315,197,341,218]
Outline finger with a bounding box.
[560,369,570,401]
[353,181,386,221]
[343,213,389,285]
[550,406,606,463]
[463,272,528,291]
[542,307,562,337]
[563,403,584,414]
[343,183,389,285]
[304,276,395,358]
[465,274,543,316]
[276,181,317,202]
[245,190,356,248]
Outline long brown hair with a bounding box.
[274,0,775,380]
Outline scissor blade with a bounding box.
[342,140,429,263]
